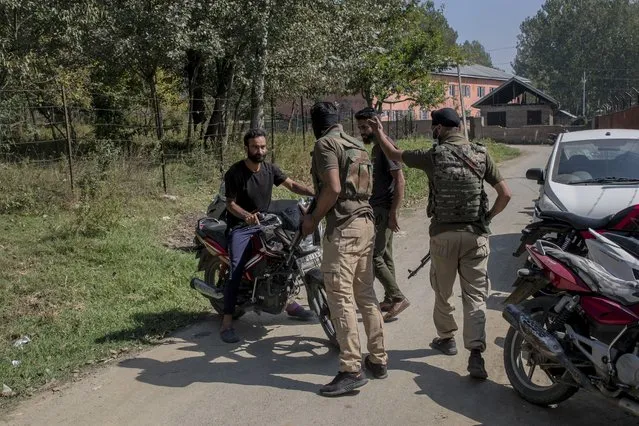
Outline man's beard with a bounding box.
[361,133,374,144]
[248,152,265,163]
[432,127,441,141]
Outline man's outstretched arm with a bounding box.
[281,178,315,196]
[369,116,404,163]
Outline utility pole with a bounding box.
[457,65,469,140]
[581,71,587,117]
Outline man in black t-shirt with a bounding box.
[355,108,410,323]
[220,128,315,343]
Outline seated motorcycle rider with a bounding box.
[220,128,316,343]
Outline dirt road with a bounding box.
[2,145,636,425]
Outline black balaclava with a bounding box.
[310,101,339,139]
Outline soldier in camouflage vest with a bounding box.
[301,102,388,397]
[372,108,512,380]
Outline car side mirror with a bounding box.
[526,168,545,184]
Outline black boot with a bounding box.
[319,371,368,396]
[468,349,488,380]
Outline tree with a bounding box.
[460,40,493,67]
[93,0,194,140]
[514,0,639,115]
[348,0,459,111]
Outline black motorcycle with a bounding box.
[190,184,338,348]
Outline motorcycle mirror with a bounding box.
[218,181,226,202]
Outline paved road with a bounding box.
[3,145,637,425]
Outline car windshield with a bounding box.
[552,139,639,184]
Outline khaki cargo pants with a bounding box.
[429,231,490,352]
[321,217,387,372]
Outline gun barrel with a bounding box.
[406,252,431,280]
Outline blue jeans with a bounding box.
[223,225,261,315]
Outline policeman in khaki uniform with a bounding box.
[301,101,387,397]
[373,108,512,380]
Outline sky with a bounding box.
[433,0,546,73]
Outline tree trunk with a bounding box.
[203,57,235,148]
[362,88,374,108]
[185,49,204,149]
[250,0,271,128]
[148,73,164,140]
[231,82,247,143]
[287,100,296,132]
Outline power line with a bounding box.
[486,45,517,52]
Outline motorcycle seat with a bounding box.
[539,211,612,231]
[198,218,228,249]
[546,247,639,305]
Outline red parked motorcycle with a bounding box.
[502,239,639,416]
[513,204,639,258]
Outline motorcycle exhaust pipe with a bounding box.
[503,304,596,392]
[190,278,223,300]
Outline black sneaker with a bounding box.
[319,371,368,396]
[220,328,240,343]
[429,337,458,356]
[468,349,488,380]
[364,355,388,379]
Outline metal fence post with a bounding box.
[61,84,75,194]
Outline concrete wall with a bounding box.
[473,124,586,144]
[382,118,587,145]
[595,106,639,129]
[479,105,554,127]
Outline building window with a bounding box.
[527,110,542,125]
[449,84,456,97]
[489,87,495,93]
[420,109,429,120]
[487,111,507,127]
[462,85,471,97]
[477,86,485,97]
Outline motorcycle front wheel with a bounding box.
[304,270,339,349]
[503,296,579,406]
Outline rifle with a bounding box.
[407,251,430,279]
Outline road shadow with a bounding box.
[116,319,338,394]
[95,310,212,344]
[110,328,636,424]
[487,233,526,312]
[391,349,636,426]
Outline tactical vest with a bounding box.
[427,142,488,223]
[312,129,373,202]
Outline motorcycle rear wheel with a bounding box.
[504,297,579,406]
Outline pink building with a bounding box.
[276,65,531,127]
[376,64,530,121]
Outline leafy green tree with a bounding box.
[514,0,639,115]
[348,0,459,110]
[460,40,493,67]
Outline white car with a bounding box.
[527,129,639,219]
